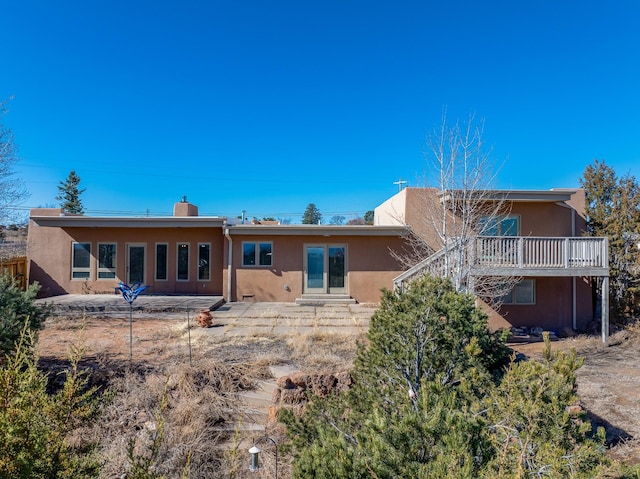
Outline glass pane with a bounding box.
[129,246,145,284]
[198,244,210,280]
[307,247,324,289]
[156,244,167,280]
[73,243,90,268]
[243,243,256,265]
[479,217,498,236]
[328,247,345,288]
[514,280,534,304]
[98,244,116,278]
[501,217,519,236]
[177,243,189,280]
[99,244,116,268]
[72,271,90,279]
[259,243,272,266]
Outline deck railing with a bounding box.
[473,236,608,269]
[394,236,609,290]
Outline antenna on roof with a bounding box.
[393,177,407,192]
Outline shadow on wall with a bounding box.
[28,261,66,298]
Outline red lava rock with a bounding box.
[289,372,311,388]
[309,374,337,397]
[276,376,295,389]
[280,387,308,404]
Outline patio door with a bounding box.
[304,245,347,294]
[127,244,146,284]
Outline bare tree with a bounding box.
[0,98,29,226]
[393,112,518,305]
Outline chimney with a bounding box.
[173,196,199,216]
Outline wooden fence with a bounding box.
[0,256,28,290]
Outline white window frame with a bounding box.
[198,242,211,281]
[71,242,91,280]
[503,279,535,305]
[242,241,273,267]
[97,243,117,280]
[155,243,168,281]
[177,242,190,281]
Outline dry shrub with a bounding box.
[286,329,364,372]
[94,358,258,478]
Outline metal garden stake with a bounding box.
[117,281,148,363]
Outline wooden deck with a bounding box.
[471,236,609,276]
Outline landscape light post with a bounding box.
[117,282,148,363]
[249,436,278,478]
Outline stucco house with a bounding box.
[27,199,409,305]
[27,187,610,339]
[375,187,610,339]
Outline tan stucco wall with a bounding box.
[483,276,593,333]
[224,234,408,303]
[28,218,224,296]
[375,188,595,331]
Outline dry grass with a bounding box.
[286,328,366,372]
[36,309,640,478]
[94,358,257,478]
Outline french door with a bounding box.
[304,245,347,294]
[127,244,146,284]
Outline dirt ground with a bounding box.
[36,315,640,467]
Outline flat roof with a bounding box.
[440,189,577,203]
[30,215,227,228]
[30,215,408,236]
[227,224,409,236]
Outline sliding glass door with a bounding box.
[304,245,347,294]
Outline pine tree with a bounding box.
[363,210,374,225]
[581,159,640,318]
[0,275,50,355]
[0,327,101,478]
[56,170,86,214]
[281,275,613,478]
[302,203,322,224]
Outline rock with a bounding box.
[566,405,583,415]
[289,372,311,388]
[276,376,295,389]
[309,374,337,397]
[280,387,307,404]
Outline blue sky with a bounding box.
[2,1,639,222]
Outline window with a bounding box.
[177,243,189,280]
[242,242,272,266]
[503,279,535,305]
[97,243,117,279]
[198,243,211,280]
[72,242,91,279]
[480,215,519,236]
[156,243,168,281]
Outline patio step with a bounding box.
[295,294,356,305]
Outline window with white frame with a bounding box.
[72,242,91,279]
[97,243,117,279]
[502,279,535,305]
[177,243,189,281]
[480,215,520,236]
[198,243,211,280]
[155,243,168,281]
[242,242,272,266]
